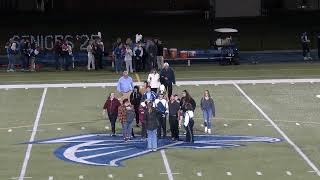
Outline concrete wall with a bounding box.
[216,0,261,17]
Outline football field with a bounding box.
[1,64,320,180]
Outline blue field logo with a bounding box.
[26,134,282,167]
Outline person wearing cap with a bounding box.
[103,93,121,136]
[117,71,134,101]
[155,92,169,138]
[168,95,180,141]
[142,86,157,102]
[160,63,176,99]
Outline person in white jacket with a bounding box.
[87,41,95,70]
[155,93,169,139]
[124,45,133,73]
[183,103,194,143]
[147,69,160,93]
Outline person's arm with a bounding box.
[140,48,143,57]
[147,74,151,83]
[165,101,169,114]
[130,78,134,91]
[211,99,216,117]
[117,78,122,92]
[200,98,203,111]
[171,69,176,84]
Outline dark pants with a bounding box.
[108,113,118,134]
[164,83,173,99]
[62,55,71,71]
[54,54,61,70]
[141,122,147,138]
[169,115,179,139]
[151,88,158,94]
[96,55,103,69]
[22,55,30,70]
[134,57,142,72]
[185,119,194,143]
[302,43,310,57]
[134,106,140,125]
[157,114,167,138]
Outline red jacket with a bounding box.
[103,97,121,115]
[139,106,146,123]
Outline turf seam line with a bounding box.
[18,88,47,180]
[160,150,174,180]
[1,78,320,89]
[233,83,320,176]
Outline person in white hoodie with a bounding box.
[124,45,133,73]
[147,69,160,93]
[155,93,169,138]
[183,103,194,143]
[87,41,95,70]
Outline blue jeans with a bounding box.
[122,120,133,139]
[202,109,213,129]
[7,54,15,70]
[147,129,157,149]
[115,58,123,72]
[54,54,61,70]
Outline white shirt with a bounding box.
[125,48,133,61]
[148,73,160,89]
[184,110,194,127]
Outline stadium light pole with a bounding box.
[208,0,216,47]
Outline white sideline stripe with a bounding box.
[233,83,320,176]
[11,177,32,179]
[1,78,320,89]
[161,150,174,180]
[18,88,47,180]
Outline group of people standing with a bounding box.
[53,39,74,71]
[103,63,216,151]
[111,37,164,74]
[5,38,39,72]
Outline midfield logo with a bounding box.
[26,134,282,167]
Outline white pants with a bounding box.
[87,54,95,70]
[125,60,133,73]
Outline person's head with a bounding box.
[185,103,193,111]
[174,94,179,101]
[123,71,129,78]
[182,90,192,101]
[150,69,157,74]
[147,101,153,109]
[163,63,169,70]
[109,93,116,99]
[170,95,175,101]
[158,93,164,99]
[123,99,130,106]
[146,86,151,92]
[126,45,130,50]
[134,86,139,92]
[204,90,211,97]
[116,37,122,44]
[143,81,149,88]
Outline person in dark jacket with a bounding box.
[155,39,164,70]
[168,95,180,141]
[146,39,158,71]
[53,40,62,70]
[130,86,142,127]
[200,90,215,134]
[160,63,176,99]
[180,90,196,113]
[144,101,159,151]
[139,101,147,139]
[103,93,121,136]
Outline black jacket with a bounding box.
[144,108,160,130]
[130,91,142,107]
[160,68,176,85]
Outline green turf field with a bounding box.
[1,63,320,180]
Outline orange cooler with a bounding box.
[169,48,177,60]
[180,51,188,59]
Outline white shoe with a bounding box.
[204,127,208,134]
[208,129,212,134]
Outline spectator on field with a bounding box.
[66,43,73,71]
[87,41,95,70]
[139,101,147,139]
[147,69,160,94]
[29,41,40,72]
[145,39,158,71]
[130,86,142,127]
[183,103,194,143]
[124,45,133,73]
[21,39,31,71]
[168,95,180,141]
[155,92,169,139]
[200,90,215,134]
[160,63,176,99]
[94,39,104,70]
[180,90,196,113]
[113,43,125,74]
[143,86,157,102]
[103,93,121,136]
[155,39,164,70]
[118,99,135,141]
[117,71,134,101]
[144,101,159,151]
[61,41,69,71]
[133,43,144,72]
[53,40,62,70]
[7,42,18,72]
[301,32,312,61]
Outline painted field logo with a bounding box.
[26,134,282,167]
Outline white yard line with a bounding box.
[161,150,174,180]
[18,88,47,180]
[0,78,320,89]
[233,83,320,176]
